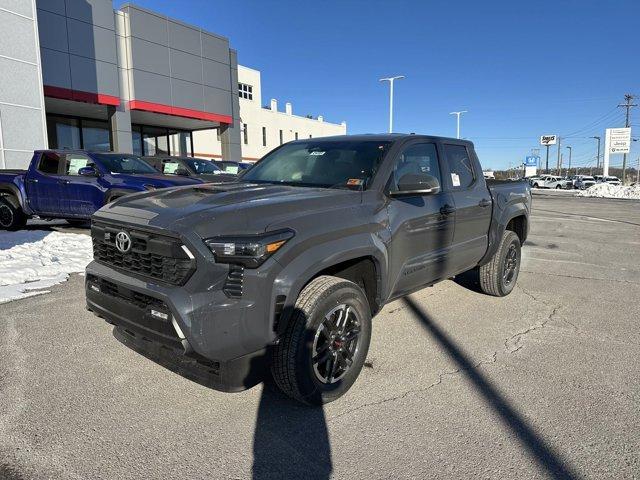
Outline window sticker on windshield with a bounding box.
[451,173,461,187]
[309,151,325,156]
[347,178,364,186]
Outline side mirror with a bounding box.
[78,166,98,177]
[175,167,190,176]
[390,173,441,196]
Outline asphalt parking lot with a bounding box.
[1,194,639,480]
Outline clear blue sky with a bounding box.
[123,0,639,170]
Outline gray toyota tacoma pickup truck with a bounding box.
[85,134,531,405]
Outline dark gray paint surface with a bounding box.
[87,134,531,391]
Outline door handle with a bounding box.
[440,204,455,216]
[58,180,70,185]
[478,198,491,207]
[26,178,38,184]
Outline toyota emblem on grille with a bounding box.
[115,231,132,253]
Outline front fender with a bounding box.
[271,232,388,318]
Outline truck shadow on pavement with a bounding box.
[111,327,333,480]
[402,296,581,480]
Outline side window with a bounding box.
[389,143,441,192]
[443,144,475,189]
[64,153,93,175]
[38,152,61,175]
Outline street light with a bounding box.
[565,146,572,176]
[379,76,405,133]
[590,136,601,171]
[449,111,468,139]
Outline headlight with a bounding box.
[143,184,157,191]
[204,229,294,268]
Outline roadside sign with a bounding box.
[524,156,539,166]
[606,127,631,154]
[540,135,557,146]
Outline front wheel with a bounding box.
[478,230,521,297]
[556,185,562,189]
[532,183,539,188]
[0,197,27,231]
[271,276,372,405]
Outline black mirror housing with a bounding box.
[391,173,441,196]
[78,166,98,177]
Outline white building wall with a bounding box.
[193,65,346,161]
[0,0,47,168]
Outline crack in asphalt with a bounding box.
[330,284,564,420]
[328,352,498,422]
[521,270,640,286]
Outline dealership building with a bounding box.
[0,0,345,169]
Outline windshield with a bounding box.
[583,177,594,181]
[94,153,158,174]
[186,159,222,174]
[240,140,392,189]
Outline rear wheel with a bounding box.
[478,230,521,297]
[533,183,539,188]
[0,197,27,231]
[271,276,372,405]
[556,185,562,189]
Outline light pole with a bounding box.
[566,146,572,176]
[449,111,468,139]
[379,75,405,133]
[591,136,601,172]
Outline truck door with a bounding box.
[441,143,492,273]
[24,152,63,215]
[386,142,455,298]
[58,153,105,217]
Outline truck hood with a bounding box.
[110,172,202,187]
[94,182,361,237]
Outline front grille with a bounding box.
[91,222,195,285]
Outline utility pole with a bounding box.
[637,157,640,184]
[591,136,601,172]
[618,94,637,184]
[556,136,562,174]
[566,146,572,176]
[545,144,550,173]
[559,153,563,176]
[379,76,405,133]
[449,111,468,139]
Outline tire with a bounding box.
[533,183,539,188]
[271,275,372,405]
[478,230,521,297]
[556,185,562,189]
[0,196,27,231]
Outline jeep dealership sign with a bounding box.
[606,128,631,154]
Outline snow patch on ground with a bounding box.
[576,183,640,199]
[0,231,93,304]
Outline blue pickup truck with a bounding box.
[0,150,202,230]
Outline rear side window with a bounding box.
[443,144,474,188]
[162,160,181,174]
[38,152,61,174]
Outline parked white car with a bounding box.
[573,175,596,190]
[531,175,572,189]
[597,175,621,186]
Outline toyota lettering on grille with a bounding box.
[115,231,132,253]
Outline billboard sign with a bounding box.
[607,127,631,154]
[524,156,539,166]
[540,135,557,146]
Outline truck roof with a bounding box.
[287,133,474,145]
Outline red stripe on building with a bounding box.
[43,85,120,106]
[128,100,232,124]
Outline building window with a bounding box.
[243,124,248,145]
[279,129,283,145]
[133,125,193,157]
[216,129,221,141]
[46,115,111,151]
[295,132,298,140]
[262,127,267,147]
[238,83,253,100]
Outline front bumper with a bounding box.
[85,257,279,392]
